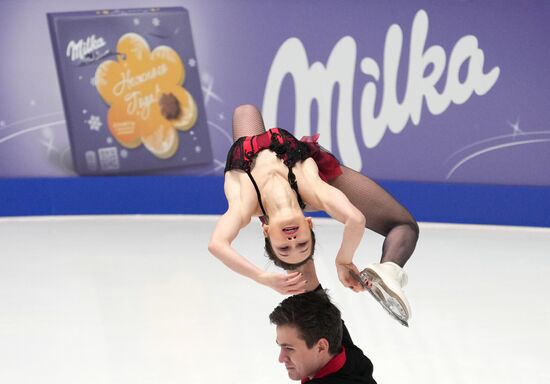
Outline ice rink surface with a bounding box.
[1,215,549,383]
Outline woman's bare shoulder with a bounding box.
[294,159,327,209]
[224,171,259,217]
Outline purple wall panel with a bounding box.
[1,1,549,223]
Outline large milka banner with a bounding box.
[1,0,549,186]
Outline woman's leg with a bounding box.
[329,166,419,267]
[232,104,266,141]
[330,166,418,324]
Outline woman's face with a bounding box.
[263,215,313,265]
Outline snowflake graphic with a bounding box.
[152,17,160,27]
[188,58,196,67]
[201,73,222,105]
[133,18,140,26]
[87,115,103,131]
[41,136,59,158]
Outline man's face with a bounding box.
[275,324,325,381]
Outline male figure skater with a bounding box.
[269,290,377,383]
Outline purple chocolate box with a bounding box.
[47,7,212,175]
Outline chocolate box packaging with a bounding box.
[48,7,212,175]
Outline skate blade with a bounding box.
[349,270,409,327]
[367,286,409,327]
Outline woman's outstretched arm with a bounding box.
[301,160,367,292]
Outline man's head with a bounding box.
[263,215,316,270]
[269,290,343,380]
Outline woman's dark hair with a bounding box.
[265,229,316,270]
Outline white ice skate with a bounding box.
[354,262,411,327]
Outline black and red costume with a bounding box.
[224,128,342,220]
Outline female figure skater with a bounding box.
[208,105,418,325]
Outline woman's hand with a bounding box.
[336,261,367,293]
[257,271,308,295]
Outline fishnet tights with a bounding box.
[329,166,418,267]
[232,104,266,141]
[231,104,419,267]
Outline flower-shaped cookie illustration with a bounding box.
[95,33,197,159]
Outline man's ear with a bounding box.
[262,224,269,238]
[316,338,329,354]
[306,217,313,229]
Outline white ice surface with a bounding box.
[1,215,549,383]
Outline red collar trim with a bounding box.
[301,346,346,383]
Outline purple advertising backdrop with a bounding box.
[1,0,549,184]
[1,0,549,224]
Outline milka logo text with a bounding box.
[66,35,107,63]
[262,10,500,170]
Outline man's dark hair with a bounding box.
[269,290,342,355]
[265,229,316,270]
